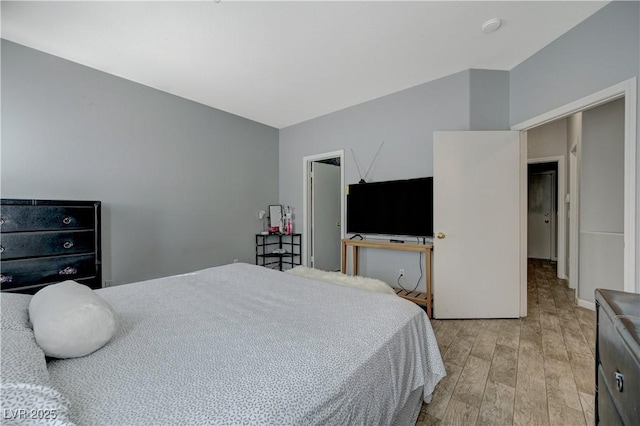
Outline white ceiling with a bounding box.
[1,1,608,129]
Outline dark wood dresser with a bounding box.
[595,289,640,425]
[0,199,102,294]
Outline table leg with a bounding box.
[352,246,359,276]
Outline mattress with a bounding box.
[47,263,445,425]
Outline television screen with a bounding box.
[347,177,433,237]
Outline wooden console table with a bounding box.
[341,239,433,317]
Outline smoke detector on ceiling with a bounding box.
[482,18,502,34]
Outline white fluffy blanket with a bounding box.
[285,266,396,295]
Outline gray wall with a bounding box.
[279,69,508,290]
[581,99,625,234]
[510,1,639,126]
[510,0,640,292]
[579,98,625,300]
[1,40,279,286]
[469,69,510,131]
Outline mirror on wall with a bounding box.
[269,205,283,231]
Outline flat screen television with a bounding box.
[347,177,433,237]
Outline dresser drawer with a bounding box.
[1,230,95,260]
[0,205,95,232]
[597,365,625,424]
[597,338,639,425]
[596,290,640,425]
[0,254,97,290]
[6,277,99,295]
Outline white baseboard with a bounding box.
[576,298,596,311]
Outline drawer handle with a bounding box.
[0,274,13,284]
[62,216,73,225]
[615,371,624,392]
[0,217,5,225]
[0,245,4,254]
[63,241,74,249]
[59,266,78,276]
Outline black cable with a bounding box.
[396,251,423,293]
[349,234,364,240]
[397,273,405,290]
[397,272,411,293]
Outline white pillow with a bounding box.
[29,281,116,359]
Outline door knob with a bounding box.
[437,232,446,239]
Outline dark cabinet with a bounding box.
[1,199,102,293]
[255,233,301,271]
[595,289,640,425]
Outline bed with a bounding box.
[1,263,445,425]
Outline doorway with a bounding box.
[514,78,637,306]
[302,150,345,270]
[526,156,566,281]
[528,164,557,262]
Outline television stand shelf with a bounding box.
[341,239,433,317]
[393,288,430,308]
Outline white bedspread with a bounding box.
[47,263,445,425]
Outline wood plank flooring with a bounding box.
[417,259,596,426]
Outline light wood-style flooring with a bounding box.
[417,259,596,426]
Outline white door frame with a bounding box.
[568,141,579,290]
[302,150,345,268]
[528,156,566,279]
[513,77,637,293]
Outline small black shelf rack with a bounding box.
[255,233,301,271]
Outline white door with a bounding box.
[311,161,342,271]
[528,173,553,260]
[433,131,523,319]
